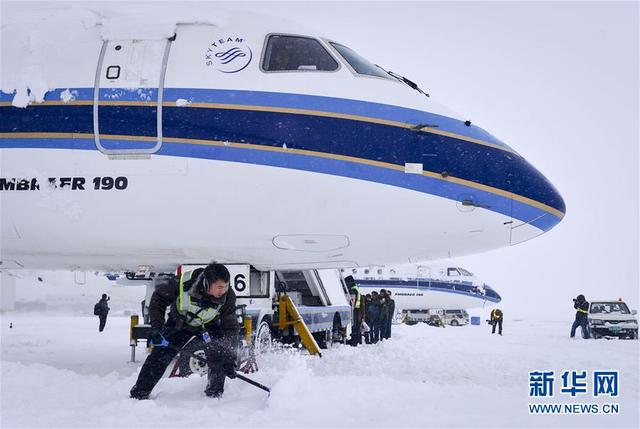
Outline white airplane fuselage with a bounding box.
[0,7,565,273]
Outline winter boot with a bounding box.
[129,387,151,400]
[204,368,224,398]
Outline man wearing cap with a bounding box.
[130,263,238,399]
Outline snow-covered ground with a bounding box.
[1,274,638,428]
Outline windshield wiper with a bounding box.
[386,70,430,98]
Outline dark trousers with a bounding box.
[130,329,226,397]
[98,315,108,332]
[386,318,393,339]
[370,318,380,343]
[491,319,503,334]
[350,308,362,345]
[378,317,388,341]
[364,318,372,344]
[570,317,590,338]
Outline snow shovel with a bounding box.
[182,347,271,395]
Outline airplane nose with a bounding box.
[411,119,565,247]
[509,155,565,245]
[483,285,501,303]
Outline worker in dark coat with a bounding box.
[378,289,390,341]
[94,294,110,332]
[490,308,503,335]
[367,291,381,343]
[364,294,373,344]
[385,290,395,339]
[130,263,238,400]
[345,276,365,346]
[570,294,590,339]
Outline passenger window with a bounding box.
[263,35,339,72]
[329,42,391,79]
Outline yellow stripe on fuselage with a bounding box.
[0,131,564,220]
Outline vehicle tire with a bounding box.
[254,317,272,354]
[313,331,328,349]
[330,313,344,347]
[406,320,418,326]
[450,319,459,327]
[177,338,208,377]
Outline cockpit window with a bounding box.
[262,35,339,72]
[459,268,473,276]
[447,268,461,277]
[329,42,391,79]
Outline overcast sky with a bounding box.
[214,0,639,320]
[3,1,638,321]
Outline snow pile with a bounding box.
[1,314,638,428]
[1,273,637,427]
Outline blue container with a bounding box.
[470,316,481,326]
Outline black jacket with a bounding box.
[380,297,391,320]
[366,297,380,321]
[574,299,589,320]
[491,309,503,321]
[96,299,109,316]
[149,276,239,356]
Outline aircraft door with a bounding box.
[416,265,430,288]
[93,38,172,155]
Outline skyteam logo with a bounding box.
[205,36,252,73]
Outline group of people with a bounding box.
[345,276,395,346]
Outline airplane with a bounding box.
[0,5,565,276]
[348,263,501,315]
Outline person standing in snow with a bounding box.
[570,294,590,339]
[379,289,390,341]
[490,308,503,335]
[386,290,395,339]
[366,292,381,343]
[130,263,238,400]
[94,294,110,332]
[364,294,373,344]
[345,276,365,346]
[369,291,381,343]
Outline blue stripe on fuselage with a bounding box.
[1,87,506,148]
[0,98,565,216]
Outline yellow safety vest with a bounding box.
[351,285,361,307]
[177,271,222,328]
